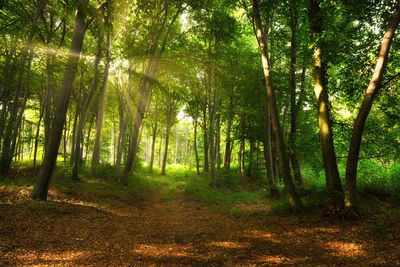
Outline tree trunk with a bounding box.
[208,72,217,187]
[193,119,200,174]
[310,0,344,212]
[345,1,400,216]
[149,120,157,171]
[71,20,104,179]
[33,106,44,176]
[240,135,245,177]
[92,31,111,173]
[70,74,82,166]
[161,117,171,176]
[288,6,304,188]
[202,103,209,172]
[44,52,53,151]
[216,110,221,169]
[31,1,90,200]
[247,139,254,177]
[263,99,279,197]
[84,118,93,163]
[0,0,47,177]
[120,2,183,184]
[224,93,233,172]
[250,0,302,212]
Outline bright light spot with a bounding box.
[177,106,192,123]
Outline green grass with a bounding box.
[5,159,400,217]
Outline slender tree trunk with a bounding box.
[31,2,90,200]
[208,73,217,187]
[345,1,400,216]
[70,74,82,166]
[202,103,209,172]
[120,3,183,184]
[92,31,111,173]
[84,118,93,163]
[161,116,171,176]
[71,20,104,179]
[224,93,234,172]
[116,110,128,166]
[44,52,53,151]
[310,0,344,212]
[250,0,302,211]
[247,139,254,177]
[0,0,47,177]
[288,7,304,188]
[240,135,245,177]
[263,98,279,197]
[158,136,163,167]
[149,120,157,171]
[33,107,44,176]
[193,119,200,174]
[215,115,220,167]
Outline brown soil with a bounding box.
[1,186,399,266]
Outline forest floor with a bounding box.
[1,165,400,266]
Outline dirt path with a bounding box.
[1,186,399,266]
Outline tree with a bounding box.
[250,0,302,212]
[309,0,344,212]
[31,0,95,200]
[345,0,400,216]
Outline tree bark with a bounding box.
[193,119,200,174]
[216,108,221,170]
[120,3,183,183]
[263,98,278,197]
[224,93,233,172]
[288,6,304,188]
[31,1,90,200]
[71,19,104,179]
[310,0,344,211]
[240,132,245,178]
[250,0,302,211]
[92,30,112,173]
[208,71,217,187]
[33,106,44,176]
[345,1,400,216]
[149,120,157,171]
[161,112,171,176]
[0,0,47,177]
[202,102,209,172]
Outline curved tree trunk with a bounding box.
[31,1,90,200]
[345,1,400,216]
[310,0,344,212]
[250,0,302,212]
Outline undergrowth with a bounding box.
[3,159,400,216]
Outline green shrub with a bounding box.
[357,159,389,198]
[389,162,400,200]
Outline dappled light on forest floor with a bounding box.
[1,184,400,265]
[15,250,95,264]
[326,241,365,257]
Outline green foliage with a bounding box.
[357,159,390,198]
[270,200,292,215]
[389,162,400,200]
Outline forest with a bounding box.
[1,0,400,265]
